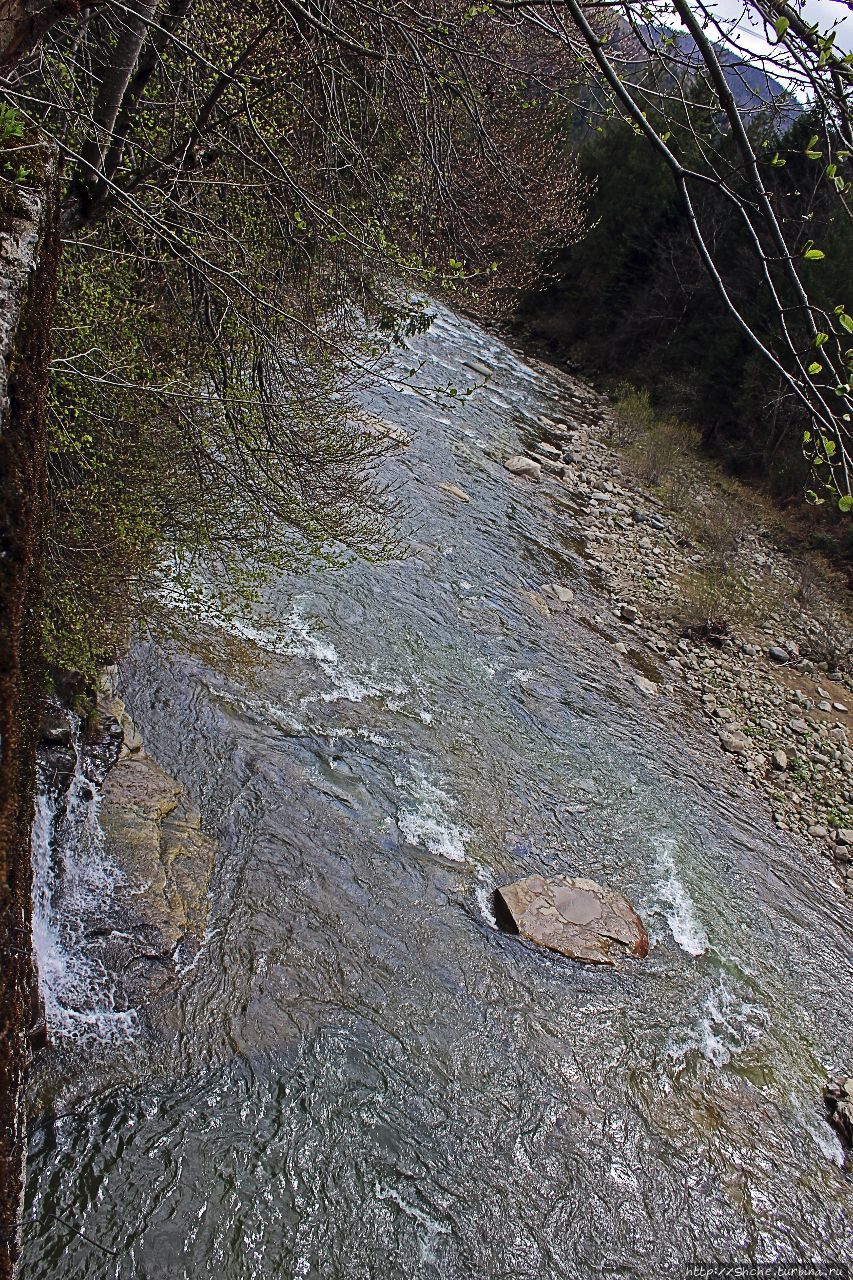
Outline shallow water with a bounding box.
[22,307,853,1278]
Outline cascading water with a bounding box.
[30,721,137,1045]
[22,306,853,1278]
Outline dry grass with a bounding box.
[803,601,853,673]
[688,498,751,565]
[676,565,751,639]
[612,386,701,492]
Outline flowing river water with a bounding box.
[21,307,853,1278]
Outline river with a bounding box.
[21,306,853,1278]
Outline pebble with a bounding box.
[439,483,470,503]
[720,731,749,755]
[522,370,852,881]
[541,583,574,604]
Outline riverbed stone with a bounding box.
[542,583,574,605]
[439,482,470,503]
[503,454,541,482]
[495,874,649,965]
[771,749,788,771]
[633,674,659,697]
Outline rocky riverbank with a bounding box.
[497,359,853,896]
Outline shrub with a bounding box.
[677,565,750,638]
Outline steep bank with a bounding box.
[0,165,57,1276]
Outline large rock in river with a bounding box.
[495,874,649,965]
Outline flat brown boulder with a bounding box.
[495,874,649,966]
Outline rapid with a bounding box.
[21,306,853,1279]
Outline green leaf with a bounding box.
[815,331,829,347]
[804,248,825,260]
[775,15,789,38]
[839,495,853,512]
[808,361,823,374]
[839,312,853,333]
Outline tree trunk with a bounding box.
[0,0,92,73]
[61,0,159,230]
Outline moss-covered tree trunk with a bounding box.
[0,166,58,1279]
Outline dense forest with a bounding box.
[514,99,853,548]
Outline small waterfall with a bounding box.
[30,715,137,1045]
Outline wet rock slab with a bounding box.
[99,746,215,1006]
[495,874,649,965]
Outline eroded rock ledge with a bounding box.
[94,675,216,1014]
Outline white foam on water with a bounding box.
[791,1095,846,1166]
[474,869,498,929]
[277,604,413,712]
[162,580,419,718]
[395,770,468,862]
[284,603,340,668]
[374,1181,449,1268]
[647,841,709,957]
[670,976,769,1068]
[313,668,409,707]
[509,669,536,685]
[31,740,137,1045]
